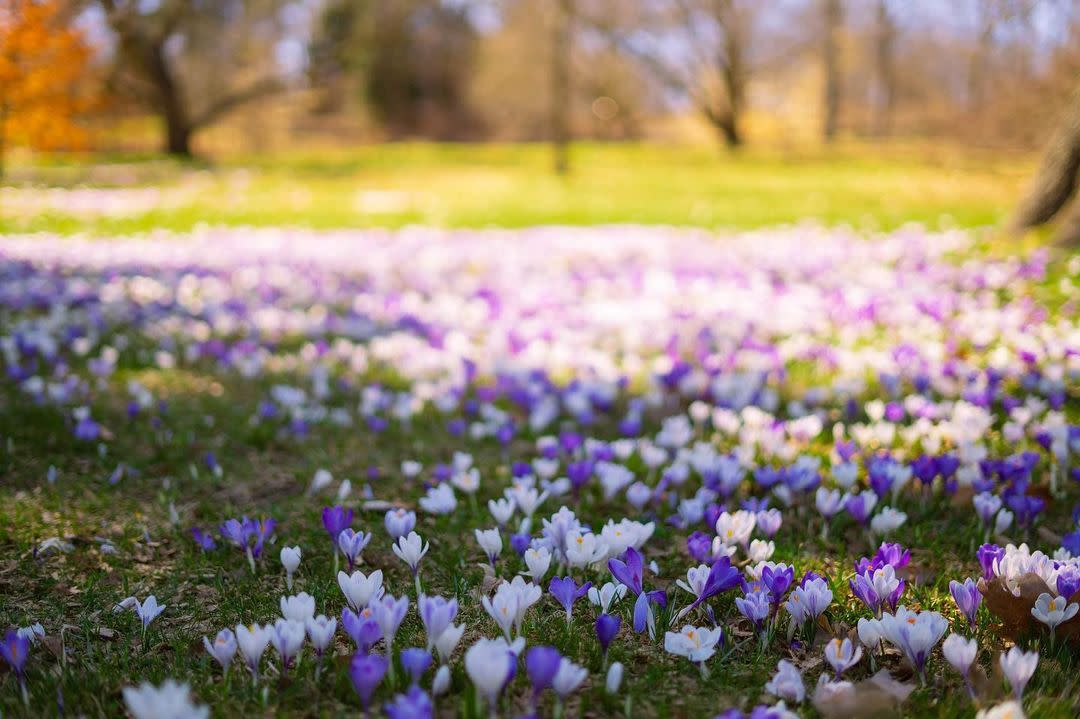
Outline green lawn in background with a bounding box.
[0,141,1035,234]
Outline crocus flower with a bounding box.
[385,687,433,719]
[270,619,306,673]
[999,646,1038,701]
[588,581,628,613]
[465,638,516,714]
[384,508,417,539]
[419,594,459,651]
[879,607,948,683]
[122,680,209,719]
[764,660,805,704]
[305,615,337,661]
[342,608,383,653]
[595,613,621,664]
[280,592,316,623]
[942,633,978,696]
[1031,592,1078,638]
[235,623,271,681]
[950,578,982,631]
[349,651,389,713]
[475,528,503,566]
[134,595,165,634]
[392,531,429,595]
[338,569,384,611]
[824,637,862,680]
[1,629,30,701]
[735,589,771,634]
[400,647,433,686]
[523,545,552,580]
[608,547,667,637]
[664,625,724,677]
[552,657,589,700]
[548,576,591,624]
[280,546,302,590]
[606,662,624,694]
[371,594,409,655]
[190,527,216,552]
[338,529,372,572]
[525,645,562,697]
[323,505,353,571]
[202,629,237,674]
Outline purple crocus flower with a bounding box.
[510,532,532,556]
[735,589,771,633]
[608,547,666,634]
[190,527,216,552]
[977,543,1004,580]
[342,608,383,653]
[252,517,276,558]
[1057,567,1080,600]
[844,492,876,526]
[949,578,981,630]
[418,594,458,650]
[677,555,742,620]
[873,542,911,570]
[548,576,591,623]
[596,613,621,656]
[761,564,794,605]
[349,651,388,712]
[687,531,713,564]
[220,516,256,550]
[385,687,433,719]
[338,528,372,572]
[399,648,432,685]
[323,506,354,547]
[1,629,30,682]
[525,646,562,696]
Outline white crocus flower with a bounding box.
[123,680,209,719]
[280,546,302,590]
[337,569,384,611]
[280,592,316,623]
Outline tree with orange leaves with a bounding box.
[0,0,94,177]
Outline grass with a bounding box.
[0,141,1036,234]
[0,142,1076,717]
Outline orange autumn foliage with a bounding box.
[0,0,95,164]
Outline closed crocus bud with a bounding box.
[606,662,624,694]
[280,546,302,590]
[432,664,451,696]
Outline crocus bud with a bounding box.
[606,662,624,694]
[433,664,451,696]
[280,546,302,590]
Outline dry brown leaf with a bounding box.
[978,573,1051,639]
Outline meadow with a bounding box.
[0,143,1077,719]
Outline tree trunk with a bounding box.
[822,0,842,142]
[1010,81,1080,244]
[714,0,744,148]
[873,0,895,137]
[551,0,572,175]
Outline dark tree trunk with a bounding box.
[1011,81,1080,245]
[822,0,842,142]
[873,0,895,136]
[551,0,572,175]
[712,0,744,148]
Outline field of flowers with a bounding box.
[0,224,1078,718]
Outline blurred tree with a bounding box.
[871,0,895,136]
[821,0,842,141]
[311,0,481,139]
[0,0,93,177]
[1011,80,1080,245]
[98,0,288,156]
[583,0,753,148]
[551,0,572,173]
